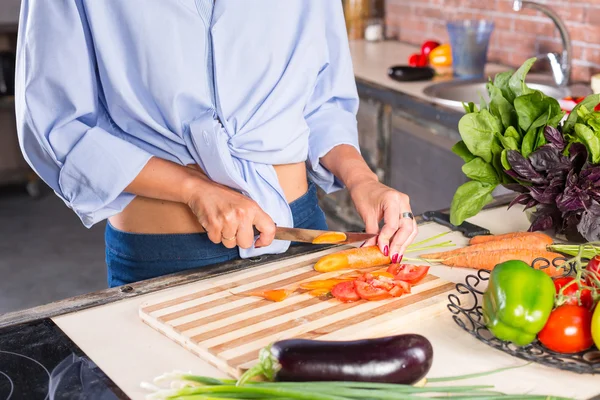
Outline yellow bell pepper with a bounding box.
[428,43,452,67]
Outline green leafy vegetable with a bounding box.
[450,181,495,226]
[461,157,499,184]
[458,109,503,163]
[451,140,475,163]
[508,57,536,98]
[574,123,600,164]
[493,70,515,104]
[462,101,478,114]
[514,91,562,132]
[564,94,600,134]
[487,81,517,130]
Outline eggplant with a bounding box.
[241,334,433,385]
[387,66,435,82]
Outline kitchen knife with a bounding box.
[253,227,376,245]
[422,211,490,238]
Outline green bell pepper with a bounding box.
[482,260,555,346]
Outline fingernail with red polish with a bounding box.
[391,253,399,263]
[398,255,404,263]
[383,245,389,257]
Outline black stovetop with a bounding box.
[0,318,128,399]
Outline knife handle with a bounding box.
[422,211,490,238]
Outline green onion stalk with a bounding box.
[141,364,574,400]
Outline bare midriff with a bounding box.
[108,162,309,234]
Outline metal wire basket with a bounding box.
[447,257,600,374]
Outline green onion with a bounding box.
[142,369,575,400]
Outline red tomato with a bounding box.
[369,278,395,291]
[389,286,404,298]
[331,281,360,303]
[538,305,594,354]
[387,264,430,284]
[394,280,412,294]
[408,53,428,67]
[586,256,600,288]
[554,277,594,309]
[421,40,440,57]
[354,281,392,301]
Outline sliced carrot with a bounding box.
[421,233,553,260]
[314,246,390,273]
[299,278,352,290]
[250,289,292,302]
[312,231,347,244]
[307,288,331,297]
[469,232,552,245]
[439,250,565,276]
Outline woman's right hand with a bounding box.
[184,176,277,249]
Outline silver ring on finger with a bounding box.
[401,211,414,220]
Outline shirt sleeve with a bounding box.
[304,1,360,194]
[15,0,153,228]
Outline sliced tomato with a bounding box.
[369,278,395,291]
[387,264,430,285]
[354,281,392,301]
[331,281,361,303]
[394,280,412,294]
[389,286,404,298]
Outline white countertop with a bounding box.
[53,205,600,400]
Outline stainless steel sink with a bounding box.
[423,79,570,110]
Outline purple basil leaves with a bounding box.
[506,150,545,184]
[543,126,565,151]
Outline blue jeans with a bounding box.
[105,182,327,287]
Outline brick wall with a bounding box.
[384,0,600,82]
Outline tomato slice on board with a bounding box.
[331,281,361,303]
[354,281,392,301]
[387,264,430,285]
[394,280,412,294]
[389,286,404,298]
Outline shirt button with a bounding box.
[202,130,210,145]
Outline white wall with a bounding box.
[0,0,20,25]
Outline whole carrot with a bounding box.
[421,233,553,260]
[439,250,565,276]
[314,246,390,273]
[469,232,551,245]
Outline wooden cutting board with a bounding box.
[139,247,455,378]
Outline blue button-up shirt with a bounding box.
[15,0,360,258]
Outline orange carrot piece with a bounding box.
[469,232,552,245]
[250,289,292,302]
[307,288,331,297]
[421,233,553,260]
[314,246,390,273]
[440,250,565,276]
[312,231,347,244]
[299,278,352,290]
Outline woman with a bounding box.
[15,0,417,287]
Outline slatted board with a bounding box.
[139,248,455,378]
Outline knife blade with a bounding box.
[422,211,490,238]
[253,227,376,244]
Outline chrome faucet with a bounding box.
[513,0,572,87]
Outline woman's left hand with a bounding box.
[349,180,418,263]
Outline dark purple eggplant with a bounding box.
[388,66,435,82]
[238,334,433,385]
